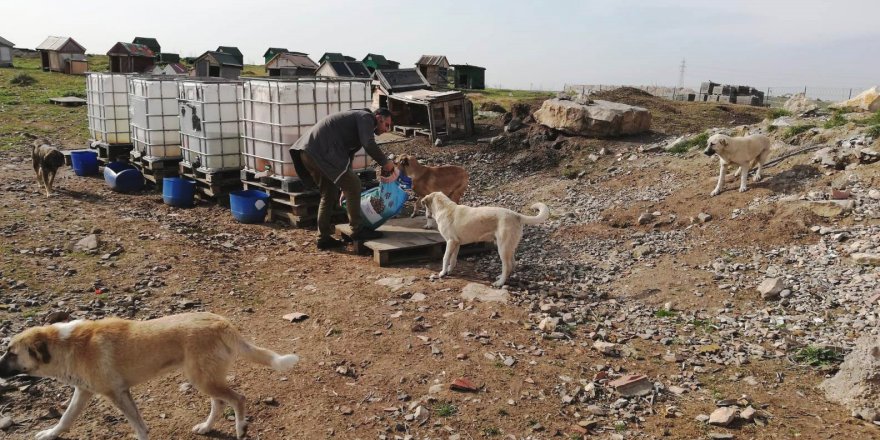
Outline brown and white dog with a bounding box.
[422,192,550,287]
[32,140,65,197]
[397,154,468,228]
[0,312,299,440]
[703,133,771,196]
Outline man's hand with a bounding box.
[381,161,395,175]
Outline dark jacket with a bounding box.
[289,109,388,185]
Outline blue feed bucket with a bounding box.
[70,150,99,176]
[103,162,144,193]
[229,190,270,223]
[162,177,195,207]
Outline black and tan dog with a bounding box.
[0,312,300,440]
[32,140,65,197]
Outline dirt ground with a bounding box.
[1,92,879,440]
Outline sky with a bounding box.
[4,0,879,93]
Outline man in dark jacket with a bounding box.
[290,108,395,250]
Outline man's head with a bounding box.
[374,108,392,135]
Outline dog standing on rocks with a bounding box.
[703,133,771,196]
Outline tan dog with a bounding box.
[422,192,550,287]
[32,140,65,198]
[397,154,468,228]
[703,133,771,196]
[0,312,299,440]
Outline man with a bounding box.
[290,108,395,250]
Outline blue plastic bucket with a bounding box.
[162,177,195,207]
[103,162,144,193]
[70,150,99,176]
[229,190,270,223]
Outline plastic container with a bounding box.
[178,79,243,172]
[129,77,181,160]
[162,177,195,207]
[87,73,132,144]
[103,162,144,192]
[70,150,99,176]
[240,77,373,180]
[229,189,270,223]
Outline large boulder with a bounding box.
[831,86,880,112]
[533,98,651,137]
[819,336,880,419]
[783,93,818,114]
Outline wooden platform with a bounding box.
[49,97,87,106]
[90,142,132,165]
[336,217,494,267]
[178,163,242,204]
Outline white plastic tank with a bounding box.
[129,76,181,160]
[87,73,132,145]
[178,79,243,172]
[240,77,373,180]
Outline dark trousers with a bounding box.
[300,152,362,239]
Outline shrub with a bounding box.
[767,108,791,119]
[782,124,816,139]
[10,73,36,86]
[667,132,709,154]
[823,111,847,129]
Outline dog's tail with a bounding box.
[237,339,300,372]
[519,203,550,225]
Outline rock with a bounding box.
[868,189,880,200]
[0,416,12,430]
[740,406,756,421]
[429,383,444,394]
[757,278,784,299]
[609,374,653,397]
[695,414,710,423]
[461,283,509,303]
[450,378,479,392]
[820,335,880,416]
[375,276,416,292]
[697,212,713,223]
[409,292,427,302]
[637,212,655,225]
[831,86,880,112]
[850,253,880,266]
[708,434,735,440]
[533,98,651,137]
[339,406,353,415]
[505,118,524,133]
[807,200,854,217]
[632,244,653,259]
[538,317,559,332]
[854,408,879,422]
[282,312,309,322]
[593,341,619,356]
[783,93,819,114]
[708,406,738,426]
[74,234,99,252]
[412,405,429,424]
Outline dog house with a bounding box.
[450,64,485,90]
[415,55,449,88]
[371,68,431,110]
[265,52,319,77]
[316,60,371,79]
[193,51,242,79]
[87,73,133,145]
[37,36,87,74]
[240,77,373,181]
[387,89,473,142]
[107,42,155,73]
[129,77,182,160]
[0,36,14,68]
[178,78,243,172]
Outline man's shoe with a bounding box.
[350,228,383,241]
[317,237,346,250]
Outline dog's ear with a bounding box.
[719,138,728,146]
[400,156,409,166]
[27,338,51,364]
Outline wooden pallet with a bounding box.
[178,163,242,204]
[335,217,494,267]
[240,180,330,227]
[129,152,181,188]
[49,97,87,106]
[90,142,132,165]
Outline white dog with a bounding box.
[703,133,771,196]
[422,192,550,287]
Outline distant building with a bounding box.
[371,68,431,109]
[416,55,450,88]
[0,36,14,68]
[450,64,485,90]
[316,60,371,79]
[362,53,399,73]
[36,36,87,74]
[193,51,242,79]
[320,52,356,64]
[151,63,188,76]
[265,52,319,77]
[107,42,155,73]
[216,46,244,65]
[263,47,288,64]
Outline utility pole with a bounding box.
[677,58,686,96]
